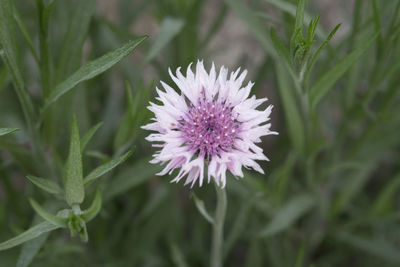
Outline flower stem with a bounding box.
[211,183,227,267]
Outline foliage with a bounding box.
[0,0,399,266]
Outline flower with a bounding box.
[142,61,278,187]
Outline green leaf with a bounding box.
[104,157,161,202]
[29,199,68,227]
[336,231,400,264]
[26,175,63,195]
[192,194,214,224]
[309,33,378,109]
[0,222,60,251]
[41,36,147,113]
[55,0,95,82]
[37,0,55,96]
[80,122,103,152]
[270,28,291,68]
[260,194,314,237]
[143,17,184,64]
[81,190,102,223]
[0,0,36,130]
[275,63,305,154]
[264,0,325,39]
[224,193,262,257]
[290,0,306,55]
[304,23,341,83]
[0,127,18,136]
[17,229,49,267]
[371,173,400,216]
[83,148,135,186]
[225,0,275,56]
[64,115,84,207]
[12,5,38,62]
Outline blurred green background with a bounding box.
[0,0,400,266]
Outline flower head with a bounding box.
[142,61,278,187]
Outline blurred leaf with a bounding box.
[309,33,378,109]
[295,241,306,267]
[225,193,262,257]
[225,0,275,56]
[260,194,315,237]
[192,193,214,224]
[55,0,95,82]
[336,231,400,264]
[29,199,67,227]
[64,115,84,207]
[0,222,60,251]
[37,0,55,96]
[81,190,102,223]
[371,173,400,216]
[26,175,63,195]
[104,157,160,202]
[143,17,184,64]
[332,165,374,216]
[270,28,291,69]
[17,230,48,267]
[41,36,148,113]
[170,243,189,267]
[0,127,18,136]
[83,148,135,186]
[0,0,36,129]
[12,5,38,62]
[276,63,305,154]
[80,122,103,152]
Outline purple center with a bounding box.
[179,96,240,158]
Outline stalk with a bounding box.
[210,183,227,267]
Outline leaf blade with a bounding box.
[64,115,84,206]
[26,175,63,195]
[0,127,18,136]
[0,222,60,251]
[41,36,147,113]
[83,148,135,186]
[309,33,378,109]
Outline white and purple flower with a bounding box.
[142,61,278,187]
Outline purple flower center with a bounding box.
[179,96,240,158]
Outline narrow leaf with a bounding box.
[260,194,314,237]
[192,194,214,224]
[0,0,36,129]
[80,122,103,152]
[104,157,161,202]
[371,173,400,216]
[26,175,63,195]
[81,190,102,223]
[304,23,341,83]
[29,199,67,227]
[41,36,147,113]
[12,5,38,62]
[0,127,18,136]
[0,222,60,251]
[276,63,305,153]
[309,33,378,109]
[270,28,291,67]
[83,148,135,186]
[64,115,84,206]
[143,17,184,64]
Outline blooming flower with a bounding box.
[142,61,278,187]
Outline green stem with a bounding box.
[211,183,227,267]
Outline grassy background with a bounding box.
[0,0,400,266]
